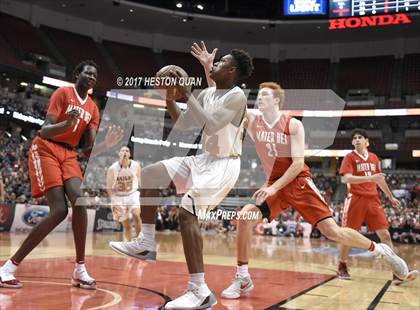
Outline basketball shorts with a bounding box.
[161,153,240,215]
[111,191,141,222]
[28,137,82,198]
[341,193,388,232]
[258,176,332,226]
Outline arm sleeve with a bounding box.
[46,87,66,117]
[339,155,354,176]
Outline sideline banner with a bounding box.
[11,204,96,232]
[93,207,122,232]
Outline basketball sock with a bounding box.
[237,264,250,278]
[189,272,206,286]
[75,262,86,272]
[140,224,156,250]
[3,260,18,273]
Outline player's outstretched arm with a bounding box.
[166,91,206,130]
[191,41,217,88]
[244,109,259,138]
[39,111,79,139]
[166,98,183,123]
[182,89,246,135]
[376,176,401,208]
[81,125,124,158]
[253,118,305,204]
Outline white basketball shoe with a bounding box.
[221,274,254,299]
[109,234,156,262]
[165,282,217,309]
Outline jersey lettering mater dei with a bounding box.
[339,150,380,196]
[249,113,310,181]
[46,86,100,147]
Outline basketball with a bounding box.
[155,65,189,100]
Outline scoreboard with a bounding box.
[283,0,420,17]
[330,0,420,17]
[284,0,327,15]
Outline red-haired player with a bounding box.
[220,82,411,299]
[338,129,418,284]
[0,60,123,289]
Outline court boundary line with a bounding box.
[367,280,392,310]
[265,275,337,309]
[18,275,172,303]
[21,280,121,310]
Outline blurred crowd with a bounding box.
[0,85,48,119]
[1,126,419,243]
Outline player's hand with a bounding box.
[370,173,385,183]
[253,186,277,205]
[169,69,191,98]
[388,196,401,209]
[65,109,80,127]
[165,98,176,106]
[104,125,124,148]
[191,41,218,69]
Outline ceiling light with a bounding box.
[196,4,204,10]
[129,8,134,13]
[176,2,183,8]
[120,18,125,22]
[182,17,188,22]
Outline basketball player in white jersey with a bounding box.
[109,49,253,309]
[106,146,141,241]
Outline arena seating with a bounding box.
[244,58,272,90]
[402,54,420,95]
[42,26,116,92]
[278,59,330,89]
[0,13,53,60]
[336,56,394,96]
[104,40,159,79]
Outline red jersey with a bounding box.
[339,150,380,196]
[45,86,100,147]
[249,113,310,182]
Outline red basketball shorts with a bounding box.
[265,177,332,226]
[28,137,82,198]
[341,193,388,232]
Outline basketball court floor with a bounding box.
[0,231,418,309]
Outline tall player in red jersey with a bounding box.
[0,60,123,289]
[338,129,418,283]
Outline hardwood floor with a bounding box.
[0,231,418,309]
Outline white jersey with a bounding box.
[110,160,140,196]
[201,86,246,158]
